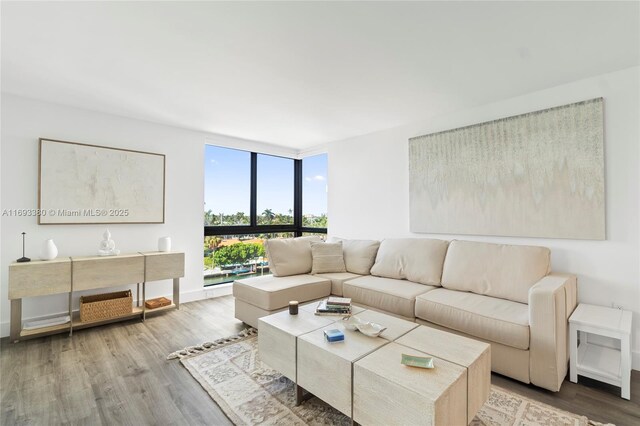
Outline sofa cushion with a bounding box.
[369,238,449,286]
[441,240,550,304]
[265,236,322,277]
[311,241,346,274]
[330,237,380,275]
[313,272,362,296]
[233,274,331,311]
[415,288,530,350]
[343,276,436,318]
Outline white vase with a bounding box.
[41,239,58,260]
[158,236,171,252]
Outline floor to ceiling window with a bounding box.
[204,146,327,286]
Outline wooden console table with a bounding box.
[8,251,184,342]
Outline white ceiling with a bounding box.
[2,1,638,149]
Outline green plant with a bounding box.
[213,242,265,267]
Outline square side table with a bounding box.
[569,303,632,400]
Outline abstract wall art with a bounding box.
[409,98,605,240]
[39,139,165,224]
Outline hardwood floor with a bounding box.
[1,295,639,425]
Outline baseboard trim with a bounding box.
[0,285,233,338]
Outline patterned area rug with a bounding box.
[173,330,606,426]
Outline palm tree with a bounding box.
[206,236,222,251]
[234,211,247,225]
[204,209,214,225]
[262,208,275,224]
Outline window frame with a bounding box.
[204,150,327,238]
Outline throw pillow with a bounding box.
[265,236,323,277]
[330,237,380,275]
[311,241,347,274]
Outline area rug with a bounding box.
[170,329,608,426]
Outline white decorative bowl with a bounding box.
[342,316,364,331]
[357,322,386,337]
[342,316,386,337]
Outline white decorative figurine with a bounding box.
[98,229,120,256]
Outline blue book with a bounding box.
[324,329,345,342]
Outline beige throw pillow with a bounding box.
[265,236,322,277]
[311,242,347,274]
[329,237,380,275]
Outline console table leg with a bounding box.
[136,283,140,307]
[173,278,180,309]
[142,282,146,321]
[10,299,22,342]
[69,291,73,337]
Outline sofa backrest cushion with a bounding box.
[311,241,347,274]
[441,240,551,304]
[370,238,449,286]
[330,238,380,275]
[265,236,323,277]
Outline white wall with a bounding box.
[0,93,297,336]
[327,67,640,366]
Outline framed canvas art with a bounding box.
[409,98,605,240]
[38,138,165,224]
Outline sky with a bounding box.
[204,146,327,216]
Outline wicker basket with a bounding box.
[80,290,133,322]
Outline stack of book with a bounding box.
[315,296,352,316]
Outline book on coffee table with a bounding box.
[315,300,351,316]
[327,296,351,307]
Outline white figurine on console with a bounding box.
[98,229,120,256]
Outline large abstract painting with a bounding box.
[409,98,605,240]
[39,139,165,224]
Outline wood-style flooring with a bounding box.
[1,296,639,425]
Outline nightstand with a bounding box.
[569,303,632,399]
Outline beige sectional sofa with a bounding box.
[232,236,577,392]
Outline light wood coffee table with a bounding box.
[297,322,389,416]
[354,341,468,425]
[258,309,335,382]
[258,306,490,425]
[357,326,491,425]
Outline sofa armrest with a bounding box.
[528,273,578,391]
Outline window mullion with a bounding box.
[250,152,257,227]
[294,159,302,236]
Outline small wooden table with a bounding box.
[569,303,632,400]
[297,321,390,417]
[393,326,491,424]
[354,342,468,425]
[258,309,334,383]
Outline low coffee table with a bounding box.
[297,322,389,416]
[258,306,490,425]
[358,326,491,425]
[258,309,334,382]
